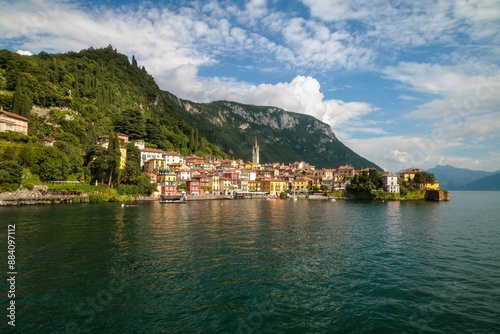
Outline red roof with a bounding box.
[140,148,164,153]
[401,168,420,174]
[0,109,28,122]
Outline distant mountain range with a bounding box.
[163,92,381,170]
[427,165,500,190]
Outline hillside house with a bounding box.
[98,134,128,169]
[399,168,420,183]
[140,148,164,168]
[0,109,28,135]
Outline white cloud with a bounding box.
[159,71,378,133]
[16,50,33,56]
[299,0,500,49]
[344,133,500,172]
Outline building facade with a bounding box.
[0,110,28,135]
[381,173,400,193]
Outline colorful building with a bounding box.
[260,179,287,196]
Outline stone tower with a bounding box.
[252,137,259,164]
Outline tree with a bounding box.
[31,147,69,181]
[0,160,22,192]
[115,109,146,140]
[146,117,167,149]
[136,173,157,196]
[12,77,32,117]
[88,145,108,184]
[106,133,121,187]
[414,171,436,185]
[121,142,141,184]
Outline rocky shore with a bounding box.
[0,186,89,206]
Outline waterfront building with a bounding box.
[260,179,287,196]
[381,173,400,193]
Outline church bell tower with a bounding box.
[252,137,259,164]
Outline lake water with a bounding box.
[1,191,499,333]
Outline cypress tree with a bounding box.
[12,77,31,117]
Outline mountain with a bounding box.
[463,173,500,190]
[0,45,379,171]
[163,92,381,169]
[427,165,500,190]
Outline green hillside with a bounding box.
[0,46,225,157]
[0,47,226,193]
[163,92,381,169]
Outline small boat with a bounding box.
[331,198,336,202]
[121,204,139,208]
[159,198,186,204]
[159,194,187,204]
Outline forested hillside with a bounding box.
[164,93,381,169]
[0,46,226,192]
[0,46,225,156]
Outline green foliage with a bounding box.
[0,47,226,159]
[414,171,436,185]
[136,173,157,196]
[114,109,146,140]
[0,131,37,143]
[106,133,121,187]
[121,142,141,184]
[21,169,41,190]
[349,169,383,195]
[0,160,22,191]
[12,77,32,117]
[117,184,139,196]
[31,146,70,181]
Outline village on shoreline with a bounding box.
[0,129,449,206]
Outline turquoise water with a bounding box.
[1,191,499,333]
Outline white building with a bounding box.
[140,148,164,168]
[381,173,400,193]
[164,151,184,166]
[0,110,28,135]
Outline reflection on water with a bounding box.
[1,193,499,333]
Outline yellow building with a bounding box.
[260,179,287,196]
[98,134,128,170]
[419,181,440,190]
[400,168,420,183]
[119,147,127,170]
[291,177,311,192]
[247,180,261,192]
[208,174,221,195]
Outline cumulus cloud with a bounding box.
[16,50,33,56]
[159,71,378,133]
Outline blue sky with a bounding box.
[1,0,499,172]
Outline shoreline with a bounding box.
[0,189,449,206]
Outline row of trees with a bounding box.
[0,132,155,196]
